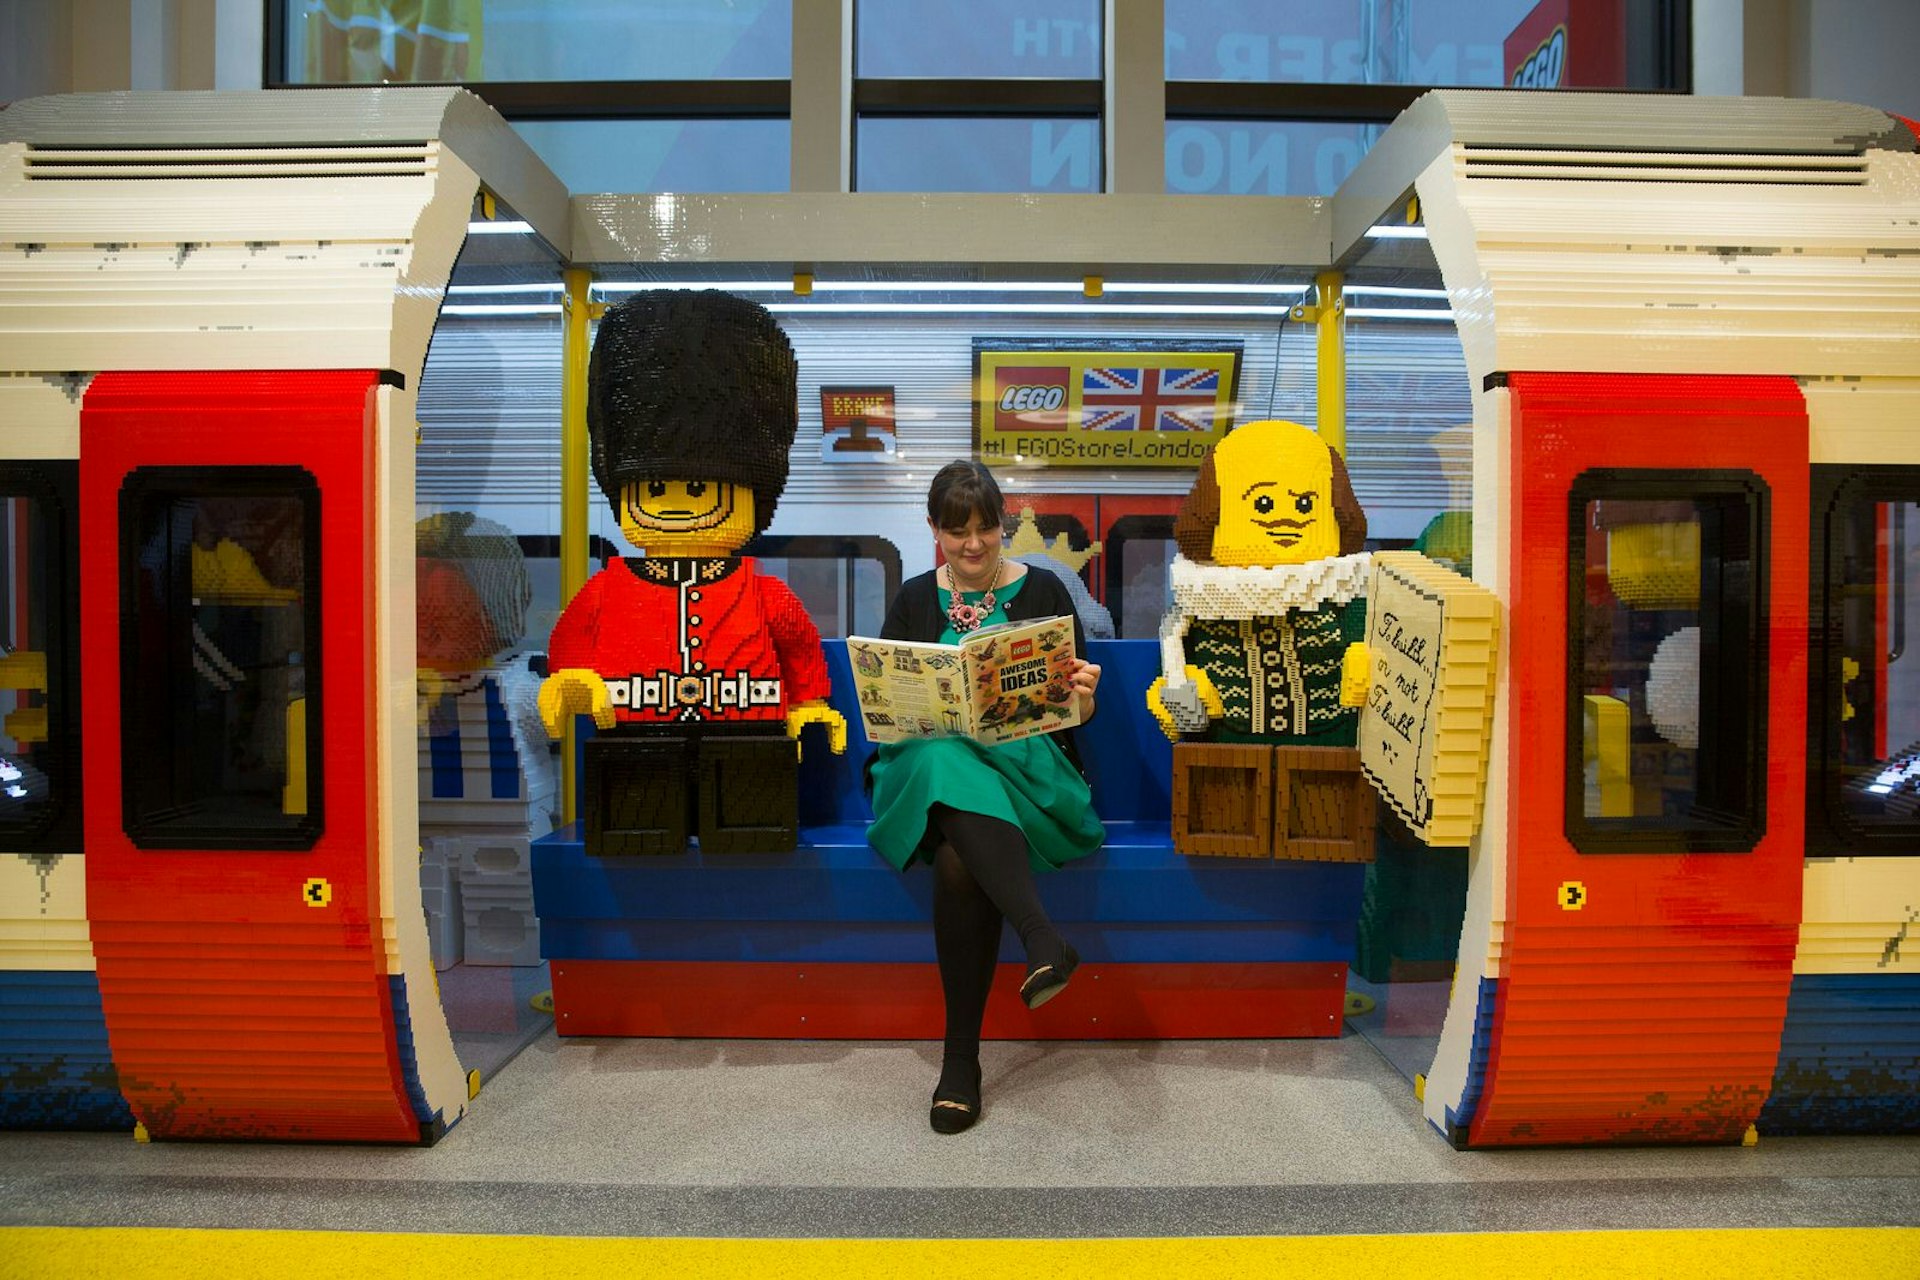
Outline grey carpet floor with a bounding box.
[2,1029,1915,1239]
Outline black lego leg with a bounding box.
[584,733,690,857]
[696,733,798,854]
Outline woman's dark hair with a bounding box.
[926,459,1006,532]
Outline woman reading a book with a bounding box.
[867,460,1104,1134]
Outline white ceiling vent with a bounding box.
[22,144,435,180]
[1460,146,1869,186]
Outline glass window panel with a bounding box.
[1165,119,1375,195]
[858,117,1099,192]
[1570,479,1764,851]
[750,541,900,639]
[858,0,1101,77]
[284,0,792,83]
[512,119,789,194]
[0,489,57,839]
[1166,0,1646,87]
[1117,533,1176,640]
[1831,498,1920,832]
[122,471,321,847]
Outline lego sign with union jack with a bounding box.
[972,339,1242,468]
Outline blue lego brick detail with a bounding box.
[533,820,1365,965]
[484,679,518,799]
[385,975,440,1131]
[1758,971,1920,1136]
[1440,975,1499,1147]
[429,709,463,798]
[0,970,134,1131]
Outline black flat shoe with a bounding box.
[1020,943,1080,1010]
[929,1056,982,1134]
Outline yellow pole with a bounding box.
[1314,269,1346,457]
[559,268,593,826]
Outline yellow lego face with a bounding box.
[1207,419,1341,566]
[617,479,756,555]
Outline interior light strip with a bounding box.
[1366,225,1429,239]
[441,301,1454,320]
[465,220,534,235]
[446,280,1447,301]
[442,304,564,316]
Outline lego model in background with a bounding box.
[1149,418,1375,861]
[416,511,552,968]
[820,384,897,460]
[539,290,846,856]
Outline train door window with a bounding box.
[1567,471,1768,853]
[741,535,902,638]
[120,468,323,849]
[0,464,78,849]
[1808,466,1920,854]
[1104,515,1176,639]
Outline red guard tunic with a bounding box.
[547,556,829,724]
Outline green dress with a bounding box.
[866,573,1106,873]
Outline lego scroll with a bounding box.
[1358,551,1500,847]
[972,339,1241,468]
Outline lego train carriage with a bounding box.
[2,86,1917,1147]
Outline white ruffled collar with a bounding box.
[1169,552,1370,617]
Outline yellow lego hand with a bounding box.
[0,650,47,692]
[1340,642,1371,708]
[538,668,616,737]
[1147,667,1222,742]
[786,700,848,761]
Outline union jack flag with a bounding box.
[1081,367,1221,431]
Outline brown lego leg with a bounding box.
[1171,741,1272,858]
[1272,745,1377,863]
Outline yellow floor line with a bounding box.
[2,1225,1914,1280]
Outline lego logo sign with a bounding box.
[1000,385,1066,412]
[1511,24,1566,88]
[1010,638,1034,660]
[993,366,1070,431]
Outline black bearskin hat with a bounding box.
[588,289,799,537]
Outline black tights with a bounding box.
[929,804,1065,1095]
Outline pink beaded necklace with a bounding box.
[942,558,1003,634]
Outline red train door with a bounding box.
[1470,372,1808,1145]
[81,370,431,1142]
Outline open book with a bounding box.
[847,615,1081,745]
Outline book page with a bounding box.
[845,637,972,743]
[961,615,1082,746]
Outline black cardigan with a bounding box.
[879,564,1089,655]
[863,564,1092,789]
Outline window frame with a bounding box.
[0,461,82,853]
[1563,467,1769,855]
[1805,463,1920,858]
[119,465,327,852]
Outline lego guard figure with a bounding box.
[1148,418,1376,861]
[538,290,845,855]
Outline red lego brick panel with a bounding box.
[80,370,423,1143]
[1469,371,1809,1148]
[552,960,1349,1039]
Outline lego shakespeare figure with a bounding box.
[538,290,845,855]
[1149,419,1377,861]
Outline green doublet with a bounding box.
[866,574,1105,873]
[1189,595,1366,744]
